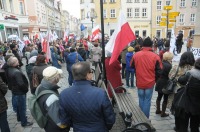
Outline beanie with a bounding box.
[128,46,134,52]
[143,37,153,47]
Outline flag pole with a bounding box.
[100,0,107,86]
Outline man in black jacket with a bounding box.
[6,56,33,127]
[10,43,23,67]
[0,77,10,132]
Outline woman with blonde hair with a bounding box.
[155,52,173,117]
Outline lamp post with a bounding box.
[87,10,97,28]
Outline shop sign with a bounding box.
[4,15,18,21]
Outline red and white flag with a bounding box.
[91,25,101,41]
[63,29,69,42]
[105,11,136,65]
[42,30,51,62]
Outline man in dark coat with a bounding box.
[10,44,23,67]
[5,56,33,127]
[0,77,10,132]
[59,62,116,131]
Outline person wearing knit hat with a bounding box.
[130,36,162,118]
[125,46,135,88]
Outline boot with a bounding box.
[156,100,161,114]
[161,102,169,117]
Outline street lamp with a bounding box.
[86,10,97,28]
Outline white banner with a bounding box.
[191,47,200,60]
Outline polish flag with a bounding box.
[105,11,136,65]
[42,31,51,62]
[92,25,101,41]
[63,29,69,42]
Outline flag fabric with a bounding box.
[63,29,69,42]
[42,30,51,62]
[91,25,101,41]
[105,11,136,65]
[18,39,25,56]
[80,24,86,31]
[170,29,176,53]
[53,31,58,40]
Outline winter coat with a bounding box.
[50,48,61,69]
[0,77,8,113]
[155,60,172,93]
[12,49,23,67]
[66,52,83,70]
[37,79,68,132]
[130,47,162,89]
[121,47,128,64]
[126,52,134,72]
[59,80,116,131]
[5,67,29,95]
[77,47,86,61]
[178,68,200,115]
[90,46,102,62]
[105,57,123,97]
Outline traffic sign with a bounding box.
[161,18,167,21]
[169,19,176,22]
[169,12,180,16]
[0,24,4,30]
[164,6,173,10]
[168,15,175,19]
[161,13,167,16]
[160,21,167,26]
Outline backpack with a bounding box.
[32,71,39,88]
[28,89,56,128]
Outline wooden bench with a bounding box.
[107,81,156,132]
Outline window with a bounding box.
[166,0,170,5]
[190,14,195,22]
[127,8,132,18]
[134,0,139,3]
[103,9,107,18]
[157,1,162,10]
[110,29,114,36]
[1,0,7,11]
[143,30,146,37]
[142,8,147,17]
[110,0,115,3]
[156,16,161,25]
[156,30,161,39]
[80,0,84,4]
[180,0,185,7]
[9,0,13,12]
[142,0,147,3]
[135,30,139,37]
[135,8,139,17]
[127,0,132,2]
[19,2,24,15]
[179,14,184,23]
[81,9,84,20]
[192,0,197,6]
[110,9,116,18]
[91,0,94,3]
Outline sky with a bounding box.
[61,0,80,18]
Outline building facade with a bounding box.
[0,0,29,41]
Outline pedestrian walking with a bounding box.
[130,37,162,118]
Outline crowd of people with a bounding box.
[0,33,199,132]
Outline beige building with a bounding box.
[175,0,198,39]
[0,0,29,41]
[122,0,152,38]
[151,0,177,39]
[94,0,120,36]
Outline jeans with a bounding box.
[67,66,73,86]
[126,70,134,87]
[13,94,28,126]
[0,111,10,132]
[137,87,154,118]
[12,93,17,112]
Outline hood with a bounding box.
[189,68,200,80]
[40,79,60,91]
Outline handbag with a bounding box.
[171,75,192,116]
[162,66,179,94]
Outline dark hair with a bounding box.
[10,44,16,50]
[195,58,200,70]
[72,62,91,80]
[70,48,76,52]
[36,55,46,65]
[179,52,195,67]
[165,40,170,47]
[143,37,153,47]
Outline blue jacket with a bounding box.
[59,80,116,132]
[66,52,84,69]
[126,52,134,72]
[50,48,61,69]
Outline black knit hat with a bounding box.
[143,37,153,47]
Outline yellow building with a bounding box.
[94,0,120,36]
[151,0,177,39]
